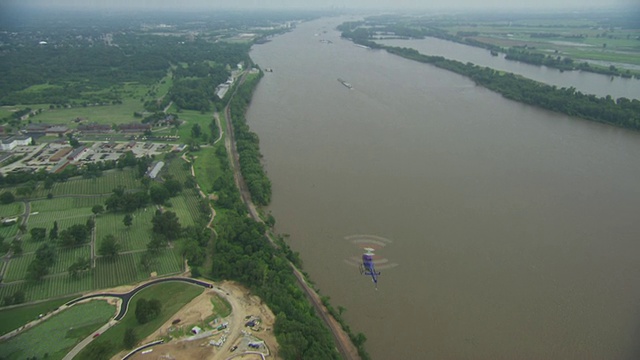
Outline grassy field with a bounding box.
[3,253,36,282]
[8,70,173,129]
[0,163,197,304]
[0,128,205,303]
[26,86,149,126]
[0,202,24,218]
[30,102,140,125]
[0,295,76,336]
[175,109,214,141]
[210,293,231,318]
[167,195,196,227]
[95,207,155,252]
[0,273,94,304]
[52,169,142,195]
[76,282,203,360]
[0,106,14,119]
[94,248,182,289]
[165,156,191,183]
[0,300,116,360]
[26,169,141,199]
[3,243,92,278]
[0,223,19,242]
[193,146,222,194]
[441,17,640,68]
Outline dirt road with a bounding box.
[123,281,278,360]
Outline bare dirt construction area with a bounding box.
[120,280,279,360]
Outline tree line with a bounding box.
[386,46,640,130]
[0,26,250,108]
[201,88,342,358]
[228,72,272,206]
[210,183,341,359]
[340,27,640,131]
[338,21,639,79]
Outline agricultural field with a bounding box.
[442,17,640,67]
[0,300,116,360]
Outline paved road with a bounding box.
[60,277,212,360]
[121,340,164,360]
[62,319,117,360]
[66,277,212,320]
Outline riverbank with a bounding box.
[245,16,640,360]
[219,67,363,360]
[340,25,639,131]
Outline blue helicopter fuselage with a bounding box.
[362,253,380,284]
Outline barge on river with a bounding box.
[338,78,353,89]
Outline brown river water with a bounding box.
[246,16,640,360]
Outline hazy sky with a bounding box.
[4,0,638,11]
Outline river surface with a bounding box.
[247,17,640,360]
[378,37,640,100]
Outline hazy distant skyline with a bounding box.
[3,0,638,11]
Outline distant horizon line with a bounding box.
[3,4,637,12]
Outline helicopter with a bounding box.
[359,248,381,288]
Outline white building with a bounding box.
[0,136,32,151]
[147,161,165,179]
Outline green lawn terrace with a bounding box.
[0,202,24,219]
[0,300,116,360]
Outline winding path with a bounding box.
[65,277,212,320]
[59,277,212,360]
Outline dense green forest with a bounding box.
[170,61,230,112]
[208,116,339,359]
[340,26,640,131]
[0,23,249,107]
[211,209,340,359]
[228,73,273,206]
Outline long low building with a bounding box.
[1,136,32,151]
[147,161,165,179]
